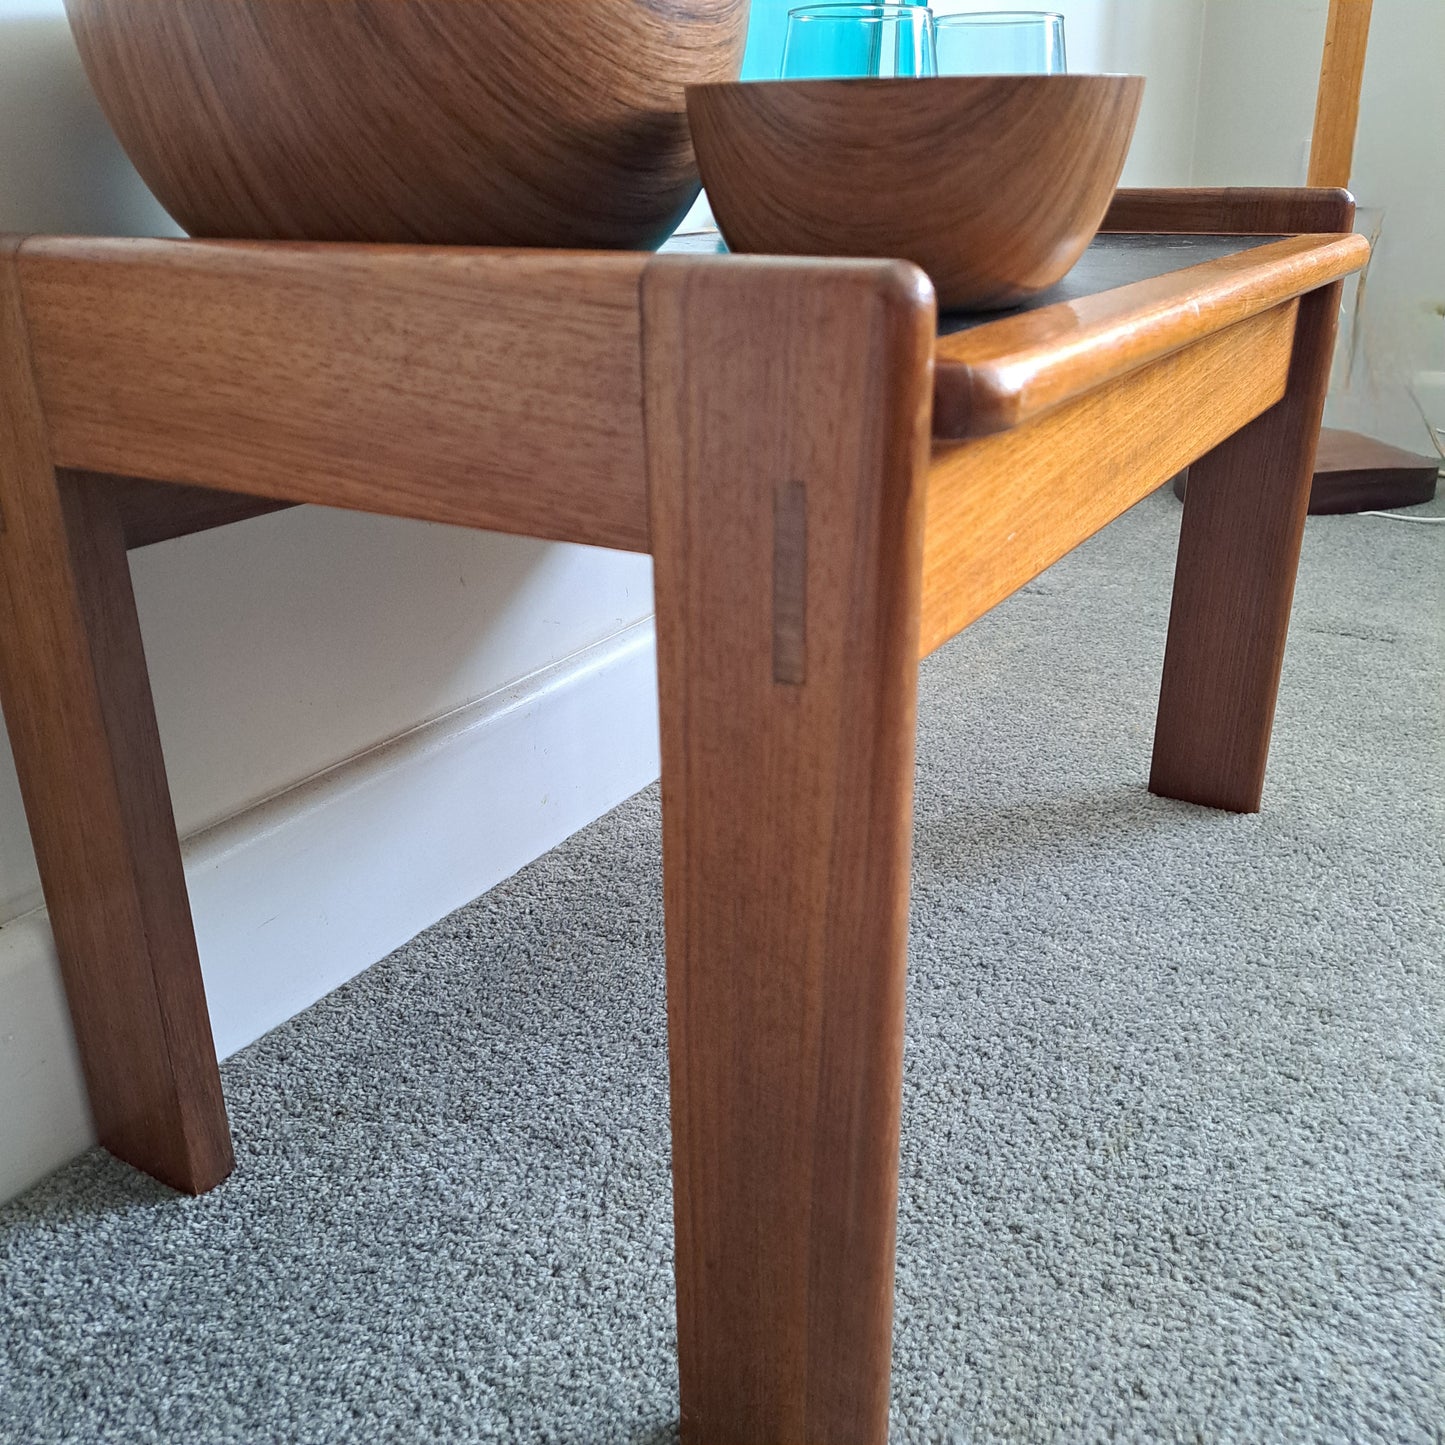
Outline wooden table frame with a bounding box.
[0,188,1367,1445]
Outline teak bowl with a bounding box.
[688,75,1145,310]
[65,0,748,250]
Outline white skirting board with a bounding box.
[0,620,661,1205]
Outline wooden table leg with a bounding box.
[643,258,935,1445]
[0,242,232,1194]
[1150,284,1344,813]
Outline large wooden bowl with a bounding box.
[689,75,1145,309]
[65,0,748,249]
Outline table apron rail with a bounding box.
[919,299,1299,658]
[15,237,655,553]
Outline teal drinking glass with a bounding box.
[742,0,928,79]
[934,11,1066,74]
[781,4,938,79]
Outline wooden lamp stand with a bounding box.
[1304,0,1437,511]
[1178,0,1437,515]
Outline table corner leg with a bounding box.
[1149,283,1344,814]
[641,258,933,1445]
[1,254,232,1194]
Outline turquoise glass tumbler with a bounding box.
[934,11,1067,74]
[781,4,937,79]
[740,0,927,78]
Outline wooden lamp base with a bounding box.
[1306,427,1439,513]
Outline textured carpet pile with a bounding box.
[2,489,1441,1443]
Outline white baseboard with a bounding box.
[0,621,660,1205]
[0,913,93,1204]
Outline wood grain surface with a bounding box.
[1308,0,1373,187]
[1102,187,1355,236]
[933,232,1368,437]
[921,301,1298,655]
[65,0,748,250]
[1150,283,1346,812]
[644,255,935,1445]
[17,238,654,551]
[690,75,1143,309]
[0,240,231,1193]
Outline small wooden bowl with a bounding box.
[688,75,1145,310]
[65,0,748,250]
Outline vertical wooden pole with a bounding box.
[643,256,935,1445]
[0,239,232,1193]
[1307,0,1373,187]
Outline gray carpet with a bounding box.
[2,488,1442,1445]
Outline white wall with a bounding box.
[1193,0,1444,454]
[0,0,659,1200]
[1191,0,1327,189]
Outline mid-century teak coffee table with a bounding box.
[0,187,1368,1444]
